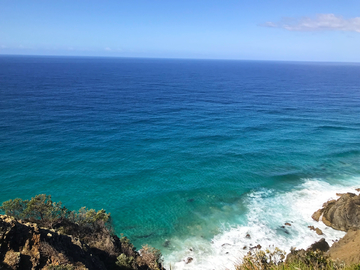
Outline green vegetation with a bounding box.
[0,194,111,231]
[116,253,135,269]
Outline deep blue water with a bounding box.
[1,56,360,267]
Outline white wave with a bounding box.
[164,178,360,270]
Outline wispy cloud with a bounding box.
[262,14,360,32]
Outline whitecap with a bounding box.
[164,178,359,270]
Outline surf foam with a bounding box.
[164,178,359,270]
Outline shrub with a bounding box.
[116,253,135,269]
[71,207,111,231]
[0,198,27,219]
[0,194,111,232]
[235,247,357,270]
[0,195,68,224]
[138,244,163,270]
[236,247,286,270]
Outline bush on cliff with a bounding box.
[0,194,110,232]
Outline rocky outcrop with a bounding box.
[310,191,360,265]
[309,238,329,252]
[286,238,330,264]
[0,215,164,270]
[312,193,360,232]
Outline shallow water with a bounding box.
[1,56,360,269]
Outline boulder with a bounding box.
[311,209,322,222]
[308,238,329,252]
[286,239,330,264]
[184,257,193,264]
[312,193,360,231]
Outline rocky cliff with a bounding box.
[0,215,164,270]
[312,192,360,265]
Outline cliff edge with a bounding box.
[312,192,360,265]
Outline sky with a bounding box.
[1,0,360,62]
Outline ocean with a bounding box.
[1,56,360,269]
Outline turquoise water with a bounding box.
[1,56,360,268]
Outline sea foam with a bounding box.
[165,178,359,270]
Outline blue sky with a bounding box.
[1,0,360,61]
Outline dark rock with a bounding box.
[308,238,329,252]
[250,244,261,250]
[245,233,251,239]
[285,222,291,226]
[286,239,329,265]
[185,257,193,264]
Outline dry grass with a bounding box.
[40,241,70,266]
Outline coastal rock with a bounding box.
[309,238,329,252]
[286,239,329,265]
[184,257,193,264]
[308,226,323,235]
[328,229,360,265]
[3,251,21,270]
[312,193,360,231]
[311,209,322,222]
[250,244,262,250]
[0,215,164,270]
[285,223,291,226]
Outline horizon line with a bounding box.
[1,53,360,64]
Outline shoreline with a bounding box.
[164,179,359,269]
